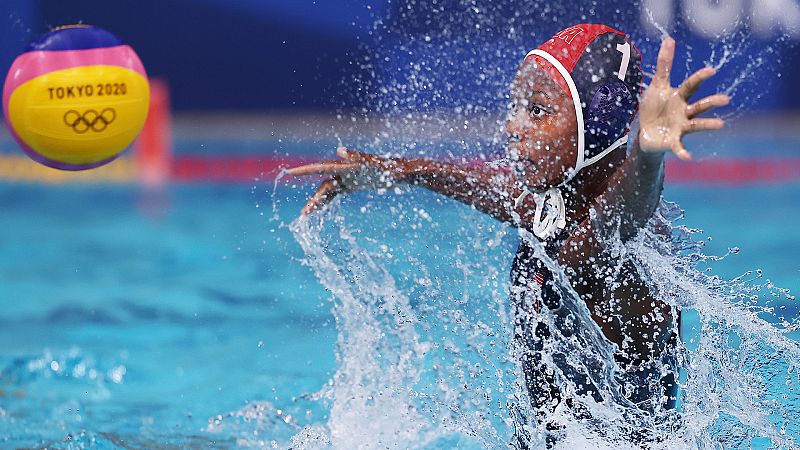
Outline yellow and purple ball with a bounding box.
[2,25,150,170]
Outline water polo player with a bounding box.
[288,24,729,445]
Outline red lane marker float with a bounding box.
[665,159,800,184]
[168,156,800,184]
[171,156,313,182]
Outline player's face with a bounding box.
[506,59,578,193]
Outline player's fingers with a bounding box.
[671,141,692,161]
[684,117,725,134]
[686,94,730,118]
[654,37,676,87]
[678,67,716,100]
[301,178,344,215]
[286,161,361,177]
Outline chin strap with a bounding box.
[514,134,629,240]
[515,187,566,239]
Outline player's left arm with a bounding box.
[594,37,729,241]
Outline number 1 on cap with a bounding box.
[616,42,631,81]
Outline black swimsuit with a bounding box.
[511,237,604,410]
[509,237,679,444]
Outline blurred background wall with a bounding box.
[0,0,798,113]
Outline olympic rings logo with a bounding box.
[63,108,116,134]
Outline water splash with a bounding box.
[640,2,794,123]
[289,210,441,448]
[282,193,799,448]
[273,1,800,448]
[628,201,800,448]
[205,400,302,448]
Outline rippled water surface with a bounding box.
[0,145,798,448]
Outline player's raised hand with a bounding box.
[286,147,409,215]
[638,37,730,160]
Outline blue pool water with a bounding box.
[0,141,799,448]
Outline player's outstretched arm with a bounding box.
[596,37,729,240]
[287,147,536,224]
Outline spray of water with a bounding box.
[279,195,799,449]
[238,1,800,448]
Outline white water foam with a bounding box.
[283,197,798,449]
[249,1,800,448]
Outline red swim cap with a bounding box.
[525,24,643,181]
